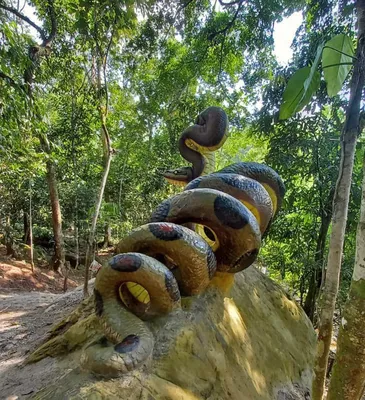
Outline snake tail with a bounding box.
[82,252,181,376]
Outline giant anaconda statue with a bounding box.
[81,106,285,377]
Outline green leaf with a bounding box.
[305,43,324,92]
[75,17,89,35]
[322,34,354,97]
[279,67,320,120]
[299,43,324,110]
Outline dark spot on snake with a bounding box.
[165,270,180,302]
[149,223,183,241]
[214,195,249,229]
[109,253,142,272]
[150,199,171,222]
[114,334,140,353]
[206,248,217,279]
[94,289,103,317]
[185,176,203,190]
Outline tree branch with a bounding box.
[218,33,226,81]
[0,1,57,46]
[0,70,25,92]
[102,22,116,117]
[22,0,57,96]
[161,0,195,43]
[180,0,195,10]
[0,2,46,41]
[0,70,17,87]
[218,0,241,6]
[43,0,57,46]
[208,0,244,40]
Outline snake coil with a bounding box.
[81,107,285,377]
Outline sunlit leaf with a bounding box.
[279,67,320,120]
[322,34,354,97]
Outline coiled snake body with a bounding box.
[81,107,285,377]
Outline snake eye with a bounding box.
[174,170,178,175]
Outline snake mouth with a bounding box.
[231,249,259,273]
[119,282,151,316]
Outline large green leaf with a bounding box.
[322,34,354,97]
[279,67,320,120]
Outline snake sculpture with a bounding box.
[81,106,285,377]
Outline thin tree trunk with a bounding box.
[71,75,80,271]
[312,2,365,398]
[63,262,69,292]
[40,135,66,275]
[75,221,79,270]
[326,152,365,400]
[118,150,129,218]
[83,151,112,296]
[303,190,333,321]
[5,215,14,256]
[23,211,30,245]
[82,85,111,296]
[46,160,65,274]
[102,223,112,248]
[83,19,116,297]
[29,180,34,272]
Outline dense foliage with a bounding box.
[0,0,361,308]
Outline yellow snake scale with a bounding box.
[81,107,286,377]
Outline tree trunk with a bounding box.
[326,154,365,400]
[83,38,114,296]
[63,262,69,293]
[73,195,80,269]
[83,152,112,296]
[29,180,34,272]
[5,215,14,256]
[74,224,79,269]
[102,223,112,248]
[312,2,365,398]
[46,160,65,273]
[23,211,30,245]
[303,190,333,321]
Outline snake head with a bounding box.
[162,167,193,186]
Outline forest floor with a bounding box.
[0,245,98,399]
[0,245,84,293]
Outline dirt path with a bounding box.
[0,246,95,399]
[0,284,97,399]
